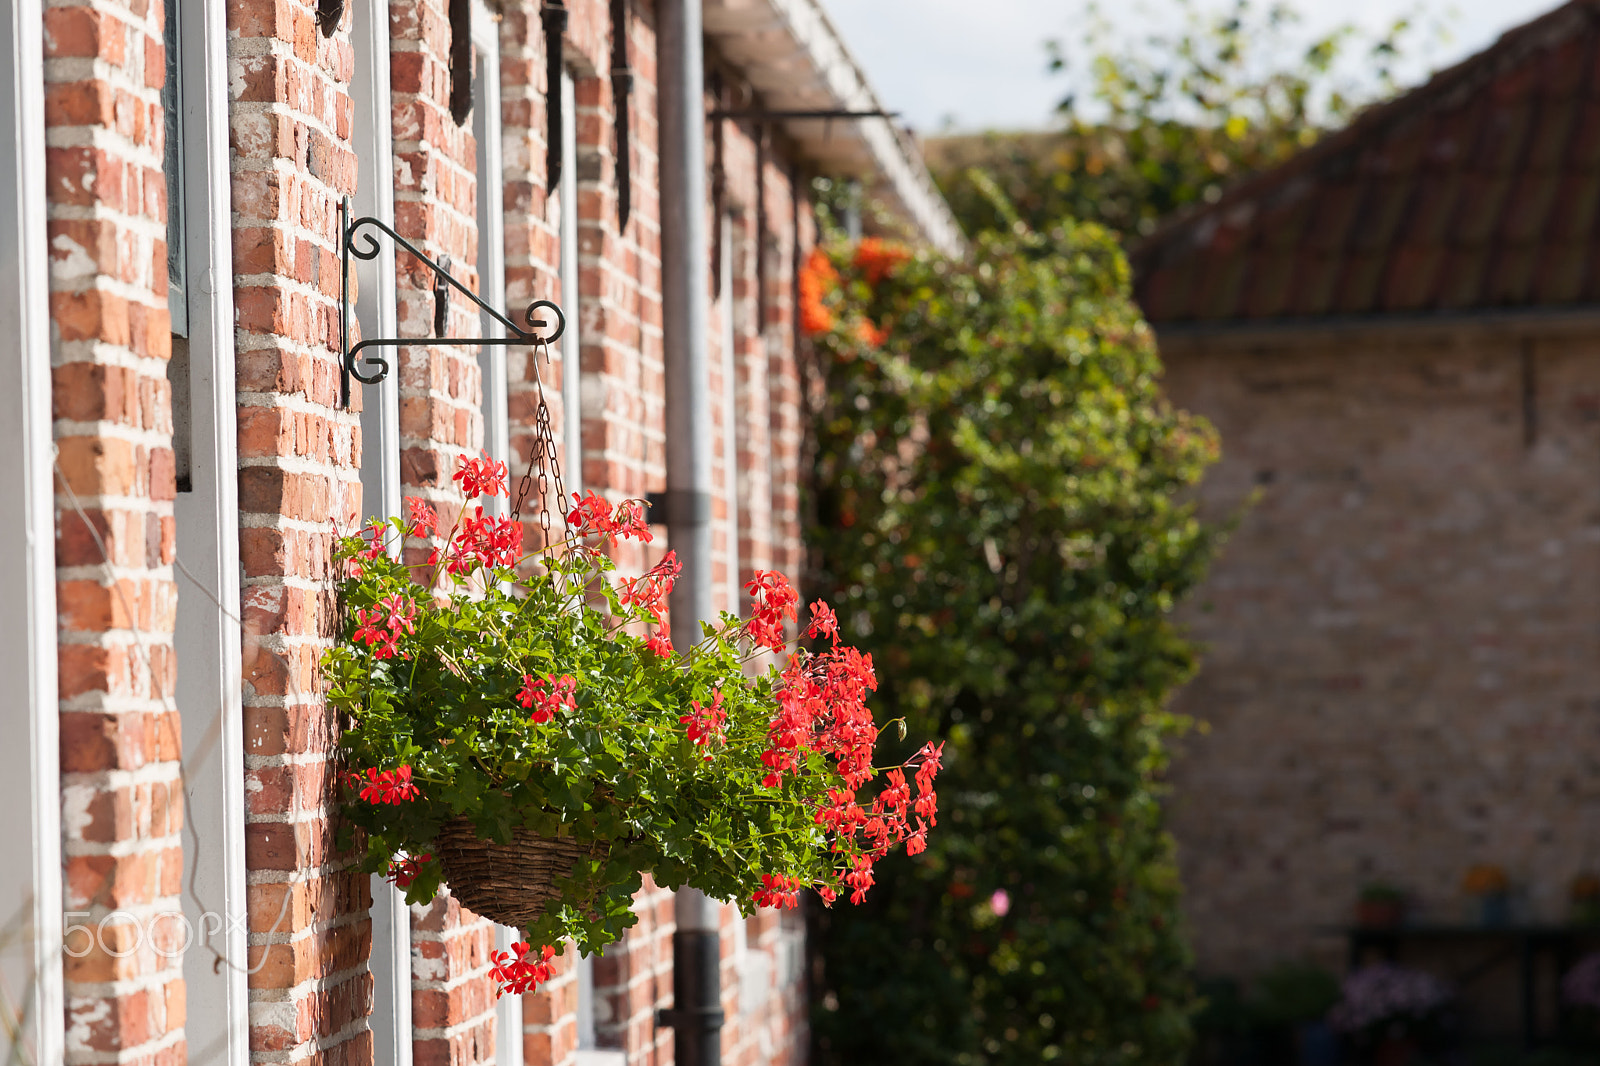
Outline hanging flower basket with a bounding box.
[324,455,942,996]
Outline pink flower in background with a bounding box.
[1328,963,1450,1031]
[989,889,1010,917]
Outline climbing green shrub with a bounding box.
[805,211,1220,1066]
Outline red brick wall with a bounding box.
[384,0,509,1060]
[518,947,577,1066]
[45,0,186,1055]
[569,0,663,580]
[499,0,570,534]
[411,897,499,1064]
[590,880,675,1064]
[227,0,371,1057]
[41,0,821,1056]
[391,0,485,500]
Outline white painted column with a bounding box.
[0,0,63,1056]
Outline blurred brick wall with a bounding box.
[721,908,807,1066]
[1162,324,1600,980]
[46,0,186,1054]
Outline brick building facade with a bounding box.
[1131,0,1600,998]
[0,0,959,1061]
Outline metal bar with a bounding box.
[610,0,632,229]
[346,332,564,387]
[1522,934,1537,1050]
[341,196,351,406]
[708,108,898,120]
[345,215,535,337]
[709,72,724,296]
[338,206,565,406]
[754,123,765,330]
[542,2,568,192]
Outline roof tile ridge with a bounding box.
[1130,0,1600,267]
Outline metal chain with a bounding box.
[510,337,569,548]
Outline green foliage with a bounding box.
[323,493,925,958]
[1251,961,1340,1026]
[1360,881,1405,903]
[927,0,1427,239]
[805,210,1221,1064]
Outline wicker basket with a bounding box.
[434,817,609,928]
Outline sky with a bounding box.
[817,0,1564,133]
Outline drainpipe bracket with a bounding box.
[655,1007,726,1030]
[646,489,712,525]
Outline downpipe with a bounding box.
[656,0,722,1063]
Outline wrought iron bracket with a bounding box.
[610,0,632,230]
[338,196,565,409]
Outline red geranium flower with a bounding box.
[745,569,799,651]
[679,689,727,750]
[618,551,681,623]
[806,600,840,644]
[357,765,420,805]
[453,453,509,499]
[488,942,556,998]
[568,491,653,542]
[405,496,438,537]
[387,852,432,889]
[753,873,802,910]
[516,673,577,724]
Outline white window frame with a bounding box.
[558,69,582,496]
[560,68,619,1066]
[475,1,511,518]
[350,0,412,1061]
[575,952,625,1064]
[167,0,249,1056]
[469,9,527,1063]
[719,211,739,615]
[0,0,62,1056]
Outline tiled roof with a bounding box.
[1132,0,1600,324]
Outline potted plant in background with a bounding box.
[1356,883,1407,930]
[1327,963,1453,1066]
[1462,864,1511,927]
[1571,873,1600,928]
[1252,961,1342,1066]
[324,457,943,994]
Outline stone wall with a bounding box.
[1159,320,1600,979]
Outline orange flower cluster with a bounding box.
[799,247,838,336]
[853,320,888,348]
[851,236,910,284]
